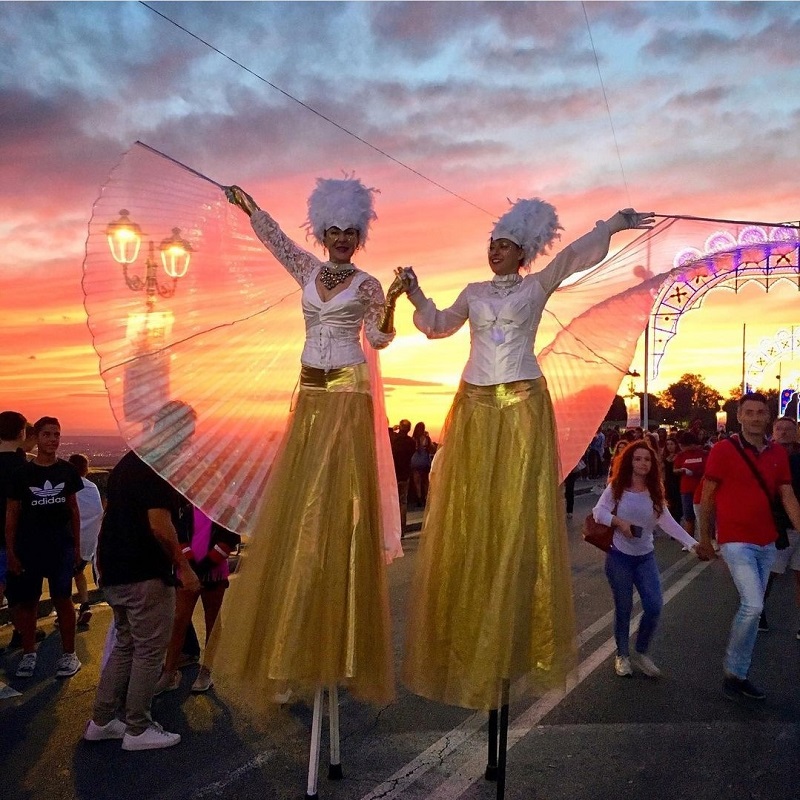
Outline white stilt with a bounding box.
[327,684,343,780]
[305,687,324,799]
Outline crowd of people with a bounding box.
[389,420,436,533]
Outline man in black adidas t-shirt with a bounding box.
[6,416,83,679]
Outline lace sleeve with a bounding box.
[358,275,395,350]
[250,209,320,287]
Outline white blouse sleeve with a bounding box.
[407,286,470,339]
[536,221,612,297]
[656,508,698,550]
[250,209,320,287]
[358,276,395,350]
[592,484,617,527]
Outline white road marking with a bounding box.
[186,553,707,800]
[360,556,709,800]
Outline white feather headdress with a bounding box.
[491,197,562,267]
[304,175,378,246]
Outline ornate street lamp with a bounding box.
[105,210,192,309]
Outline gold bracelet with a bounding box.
[378,301,396,334]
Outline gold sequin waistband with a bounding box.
[457,376,547,407]
[299,363,370,393]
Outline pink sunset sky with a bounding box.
[1,1,799,436]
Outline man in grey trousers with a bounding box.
[84,402,200,751]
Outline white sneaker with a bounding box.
[121,723,181,751]
[16,652,37,678]
[84,718,127,741]
[56,652,82,678]
[614,655,633,677]
[631,651,662,678]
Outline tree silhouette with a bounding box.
[657,373,723,426]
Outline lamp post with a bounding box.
[715,400,728,433]
[624,370,641,430]
[106,210,192,420]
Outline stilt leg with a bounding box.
[496,680,510,800]
[327,685,343,780]
[305,687,324,799]
[485,709,499,781]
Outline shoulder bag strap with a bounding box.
[730,436,774,503]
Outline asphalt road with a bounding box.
[2,486,799,800]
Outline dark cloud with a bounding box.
[642,28,734,60]
[368,1,589,60]
[716,2,776,23]
[583,1,655,31]
[747,18,800,66]
[368,3,478,55]
[0,88,122,212]
[666,86,734,110]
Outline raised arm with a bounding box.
[226,185,319,287]
[537,209,655,297]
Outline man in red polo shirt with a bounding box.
[700,393,800,702]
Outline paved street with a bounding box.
[2,484,800,800]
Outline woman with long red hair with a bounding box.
[593,441,713,678]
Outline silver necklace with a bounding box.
[489,273,522,296]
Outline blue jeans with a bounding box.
[720,542,776,679]
[605,549,663,657]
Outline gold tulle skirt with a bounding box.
[401,377,577,710]
[206,364,394,709]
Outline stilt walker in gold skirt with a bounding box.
[208,177,406,799]
[397,200,655,797]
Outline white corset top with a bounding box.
[301,270,369,369]
[462,280,545,384]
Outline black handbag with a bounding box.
[730,437,790,550]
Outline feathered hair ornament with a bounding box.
[491,197,562,268]
[304,175,379,246]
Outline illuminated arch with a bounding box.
[651,225,800,379]
[744,327,800,419]
[745,326,800,388]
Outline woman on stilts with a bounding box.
[207,177,405,798]
[397,199,655,796]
